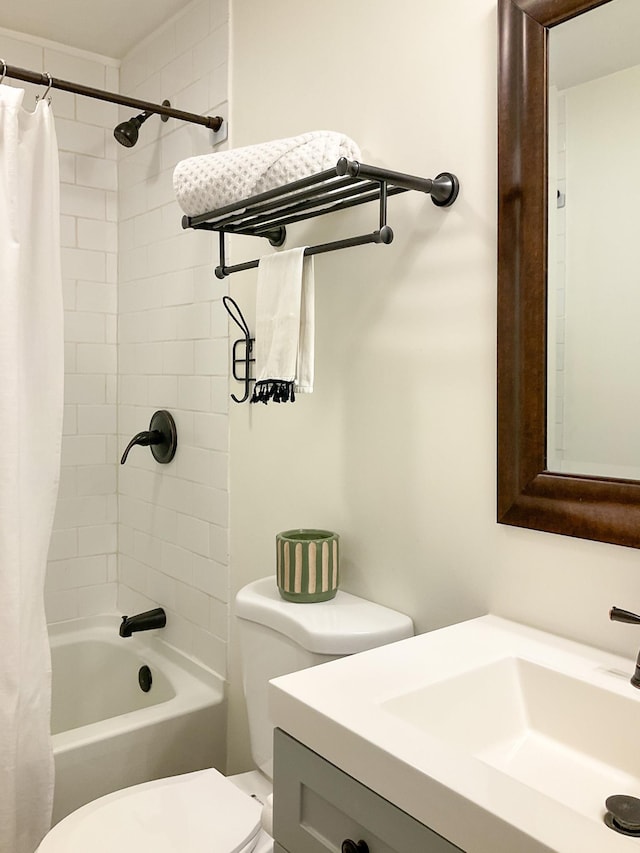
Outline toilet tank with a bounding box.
[235,577,413,779]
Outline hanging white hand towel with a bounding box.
[250,248,315,404]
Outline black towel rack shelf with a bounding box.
[181,158,459,279]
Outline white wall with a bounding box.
[546,86,566,471]
[226,0,640,771]
[117,0,230,675]
[555,65,640,478]
[0,28,120,620]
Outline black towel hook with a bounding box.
[222,296,255,404]
[223,295,250,339]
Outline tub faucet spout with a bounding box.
[120,607,166,638]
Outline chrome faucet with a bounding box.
[610,606,640,688]
[120,607,166,638]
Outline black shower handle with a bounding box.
[120,410,178,465]
[120,430,163,464]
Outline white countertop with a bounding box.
[269,615,640,853]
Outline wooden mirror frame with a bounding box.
[497,0,640,549]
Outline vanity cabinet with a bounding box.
[273,729,464,853]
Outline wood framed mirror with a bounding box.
[497,0,640,548]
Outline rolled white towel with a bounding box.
[173,130,361,217]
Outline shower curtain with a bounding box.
[0,86,64,852]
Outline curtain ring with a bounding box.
[0,60,7,85]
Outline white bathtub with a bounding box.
[49,615,226,825]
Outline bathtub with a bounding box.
[49,615,226,825]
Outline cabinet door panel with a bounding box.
[274,729,464,853]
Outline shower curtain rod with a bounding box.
[0,61,223,131]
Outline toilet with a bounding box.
[37,577,413,853]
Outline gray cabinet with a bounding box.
[274,729,464,853]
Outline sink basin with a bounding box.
[382,656,640,821]
[270,615,640,853]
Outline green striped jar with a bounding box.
[276,529,339,602]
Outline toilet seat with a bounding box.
[38,768,264,853]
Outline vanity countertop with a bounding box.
[269,615,640,853]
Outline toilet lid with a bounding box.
[38,769,263,853]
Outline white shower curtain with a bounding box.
[0,86,64,852]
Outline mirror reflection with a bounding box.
[546,0,640,480]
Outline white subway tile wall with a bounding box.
[2,0,230,678]
[117,0,230,677]
[10,41,124,624]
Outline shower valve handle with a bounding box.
[120,429,162,464]
[120,410,177,465]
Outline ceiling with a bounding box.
[1,0,194,59]
[550,0,640,90]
